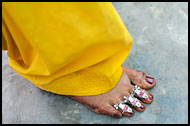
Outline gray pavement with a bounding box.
[2,2,188,124]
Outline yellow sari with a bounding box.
[2,2,133,96]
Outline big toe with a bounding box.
[122,66,156,89]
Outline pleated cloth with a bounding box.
[2,2,133,96]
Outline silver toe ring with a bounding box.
[114,85,149,111]
[131,85,149,99]
[114,101,133,114]
[123,95,142,108]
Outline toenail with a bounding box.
[114,113,121,118]
[149,94,153,100]
[145,76,154,84]
[140,105,144,109]
[130,110,134,115]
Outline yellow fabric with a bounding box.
[2,2,133,96]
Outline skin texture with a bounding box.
[67,65,156,118]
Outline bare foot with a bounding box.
[67,65,156,118]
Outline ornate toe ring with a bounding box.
[123,95,142,108]
[131,85,149,99]
[114,101,133,114]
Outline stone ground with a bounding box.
[2,2,188,124]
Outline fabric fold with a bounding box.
[2,2,133,96]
